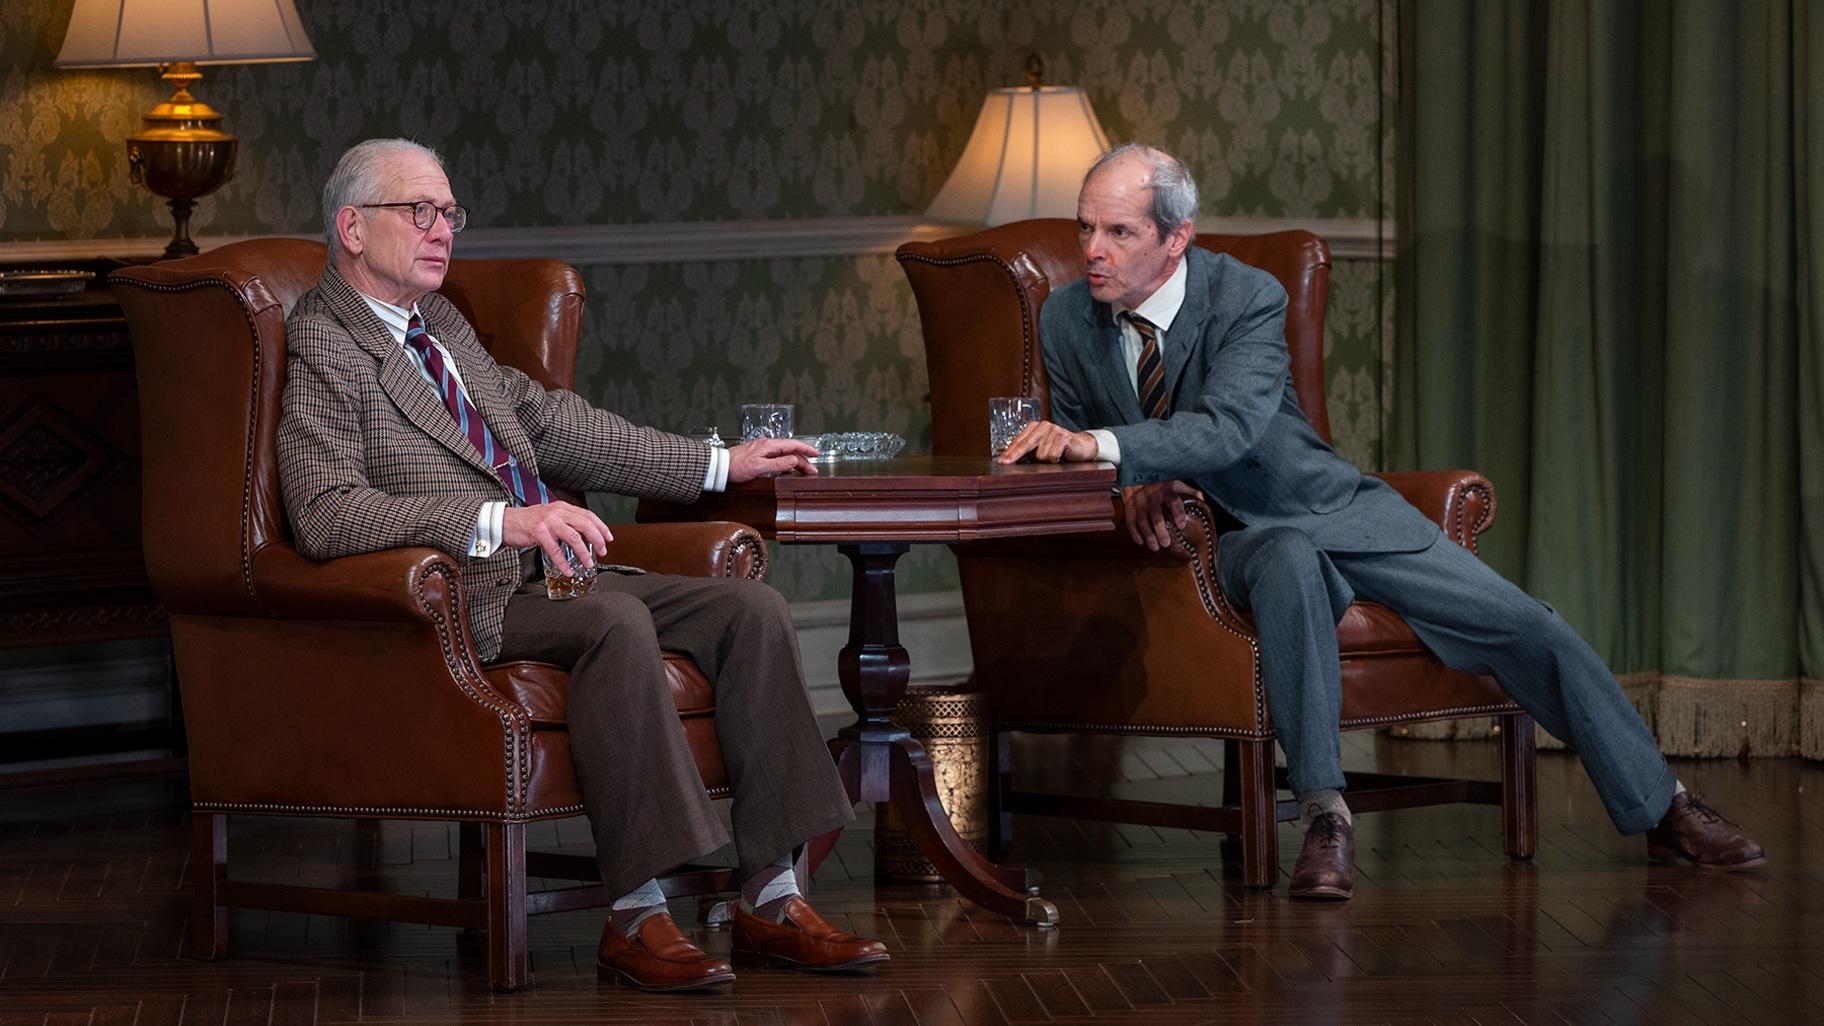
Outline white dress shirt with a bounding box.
[358,293,729,559]
[1085,256,1189,464]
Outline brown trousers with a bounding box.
[497,570,854,897]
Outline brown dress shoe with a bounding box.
[597,913,736,992]
[1288,812,1354,900]
[1646,791,1766,871]
[731,896,890,971]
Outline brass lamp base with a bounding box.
[128,62,237,260]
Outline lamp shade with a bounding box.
[925,85,1111,226]
[55,0,316,67]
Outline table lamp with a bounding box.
[925,56,1111,226]
[55,0,316,259]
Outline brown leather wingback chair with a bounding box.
[110,239,765,990]
[897,220,1537,888]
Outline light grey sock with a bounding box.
[610,878,668,933]
[1297,788,1352,831]
[1674,779,1687,796]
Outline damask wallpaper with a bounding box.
[1,0,1395,601]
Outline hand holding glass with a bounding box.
[988,396,1040,456]
[543,541,597,600]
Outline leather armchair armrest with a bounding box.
[601,521,767,580]
[250,544,461,621]
[1369,470,1498,548]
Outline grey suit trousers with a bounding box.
[1217,520,1677,835]
[497,570,855,897]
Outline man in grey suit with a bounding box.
[999,143,1765,899]
[279,138,886,989]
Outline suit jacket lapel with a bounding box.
[1158,249,1211,412]
[1084,301,1146,425]
[318,268,506,485]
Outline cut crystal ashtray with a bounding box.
[797,432,906,462]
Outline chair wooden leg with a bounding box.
[190,812,227,960]
[989,730,1014,860]
[1238,739,1278,888]
[356,818,383,864]
[484,822,528,992]
[1219,740,1244,857]
[458,822,485,902]
[1501,712,1538,860]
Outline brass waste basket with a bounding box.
[873,684,989,881]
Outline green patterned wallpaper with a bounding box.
[1,0,1394,601]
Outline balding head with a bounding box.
[1083,143,1200,241]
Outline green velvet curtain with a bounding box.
[1394,0,1823,757]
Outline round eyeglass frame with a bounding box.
[360,201,468,233]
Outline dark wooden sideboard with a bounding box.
[0,259,179,768]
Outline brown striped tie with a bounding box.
[1125,312,1169,419]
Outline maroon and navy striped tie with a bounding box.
[1124,312,1170,420]
[404,314,551,506]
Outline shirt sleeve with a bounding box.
[1088,429,1121,464]
[701,446,730,492]
[469,501,506,557]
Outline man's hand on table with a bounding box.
[728,437,821,483]
[504,499,614,572]
[995,420,1099,465]
[1123,480,1202,551]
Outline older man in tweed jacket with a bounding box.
[278,138,885,992]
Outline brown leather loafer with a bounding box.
[1288,812,1354,900]
[598,913,736,992]
[731,896,890,972]
[1646,791,1766,871]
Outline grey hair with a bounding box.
[321,138,446,262]
[1086,143,1200,239]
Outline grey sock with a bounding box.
[610,878,668,933]
[741,851,802,922]
[1674,779,1687,796]
[1297,788,1352,831]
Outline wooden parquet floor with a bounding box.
[1,732,1820,1025]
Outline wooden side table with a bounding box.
[641,455,1117,924]
[0,261,178,771]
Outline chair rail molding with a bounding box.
[0,215,1396,266]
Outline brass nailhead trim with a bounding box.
[194,800,586,820]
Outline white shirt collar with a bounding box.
[357,291,422,347]
[1113,256,1189,333]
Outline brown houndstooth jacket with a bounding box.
[277,264,711,662]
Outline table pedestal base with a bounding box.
[813,542,1057,926]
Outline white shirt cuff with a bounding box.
[1089,429,1121,464]
[702,446,729,492]
[469,501,506,557]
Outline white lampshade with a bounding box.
[925,85,1111,226]
[55,0,316,67]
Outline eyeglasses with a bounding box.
[360,200,468,233]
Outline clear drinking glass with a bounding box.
[543,542,597,601]
[739,403,795,441]
[988,396,1040,456]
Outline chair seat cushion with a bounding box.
[1336,601,1433,655]
[484,653,714,728]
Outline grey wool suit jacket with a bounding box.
[1039,246,1437,555]
[277,265,711,662]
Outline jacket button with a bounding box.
[495,577,512,587]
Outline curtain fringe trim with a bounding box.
[1391,674,1824,760]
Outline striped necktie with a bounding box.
[1124,312,1170,420]
[404,314,551,506]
